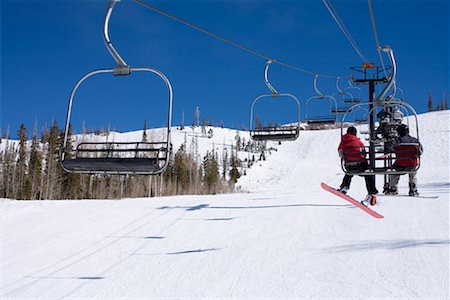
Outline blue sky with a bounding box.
[1,0,448,137]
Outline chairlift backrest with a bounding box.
[393,143,420,168]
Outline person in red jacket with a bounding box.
[385,124,423,196]
[338,126,378,197]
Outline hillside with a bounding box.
[1,111,449,299]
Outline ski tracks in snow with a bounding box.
[2,197,207,298]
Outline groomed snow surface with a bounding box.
[2,111,449,299]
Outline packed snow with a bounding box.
[1,111,449,299]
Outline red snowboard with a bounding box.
[321,182,384,219]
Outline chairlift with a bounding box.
[343,77,362,104]
[339,47,421,176]
[340,100,420,175]
[305,75,337,125]
[331,77,354,114]
[352,106,369,124]
[249,60,301,141]
[60,0,173,175]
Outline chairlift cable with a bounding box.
[322,0,368,63]
[132,0,340,79]
[367,0,388,78]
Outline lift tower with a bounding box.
[350,63,390,185]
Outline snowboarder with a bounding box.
[385,124,423,196]
[375,107,395,142]
[391,106,404,123]
[376,107,391,123]
[337,126,378,203]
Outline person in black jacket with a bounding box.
[385,124,423,196]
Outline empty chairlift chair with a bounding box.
[250,60,301,141]
[343,77,362,104]
[60,0,173,175]
[331,77,354,114]
[305,75,338,125]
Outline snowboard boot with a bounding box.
[361,194,376,207]
[385,186,398,195]
[409,190,419,196]
[409,183,419,196]
[338,186,349,195]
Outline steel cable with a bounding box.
[132,0,341,79]
[322,0,368,63]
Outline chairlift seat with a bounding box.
[343,98,362,104]
[393,143,420,168]
[62,141,169,175]
[332,107,352,114]
[62,157,161,174]
[306,117,336,125]
[341,142,420,175]
[251,126,299,141]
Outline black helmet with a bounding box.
[347,126,357,136]
[396,124,409,136]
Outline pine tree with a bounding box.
[1,139,15,198]
[229,150,241,185]
[142,120,148,142]
[235,132,241,151]
[255,113,261,129]
[201,118,207,137]
[443,91,448,110]
[181,111,185,130]
[427,91,433,111]
[16,124,31,199]
[174,144,190,194]
[29,124,43,199]
[222,149,229,181]
[44,121,61,199]
[203,150,219,194]
[60,124,81,199]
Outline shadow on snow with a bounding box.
[324,239,450,253]
[158,203,350,211]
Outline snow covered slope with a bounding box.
[1,111,449,299]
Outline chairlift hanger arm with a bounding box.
[313,74,324,98]
[104,0,131,74]
[264,60,278,94]
[333,76,354,100]
[375,45,397,102]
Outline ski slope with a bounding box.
[1,111,449,299]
